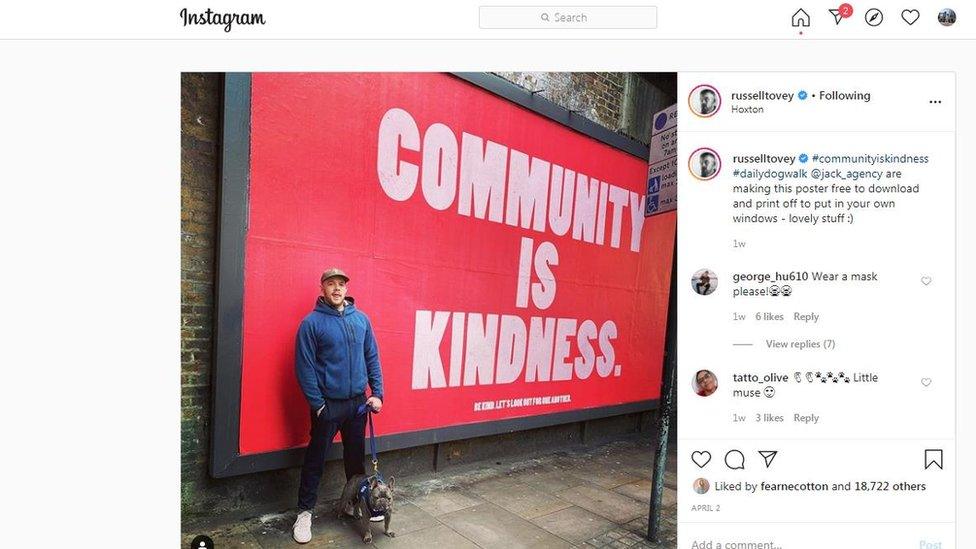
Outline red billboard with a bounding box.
[236,73,675,456]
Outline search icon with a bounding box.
[540,12,550,22]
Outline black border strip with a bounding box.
[210,72,658,478]
[452,72,650,160]
[216,400,659,477]
[210,73,251,478]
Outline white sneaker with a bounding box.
[293,510,312,544]
[369,514,385,522]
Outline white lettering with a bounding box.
[463,313,499,385]
[607,185,630,249]
[448,311,465,387]
[411,310,448,389]
[458,133,507,222]
[532,241,558,310]
[525,317,555,382]
[595,181,609,245]
[377,108,419,201]
[515,237,533,309]
[496,315,527,384]
[505,149,549,231]
[574,320,598,379]
[420,123,458,210]
[548,165,575,236]
[572,175,598,243]
[552,318,577,381]
[628,191,646,253]
[597,320,618,377]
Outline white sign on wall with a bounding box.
[646,104,677,217]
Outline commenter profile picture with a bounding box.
[694,369,718,397]
[688,148,720,181]
[688,84,721,117]
[691,268,717,295]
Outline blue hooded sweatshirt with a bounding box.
[294,296,383,410]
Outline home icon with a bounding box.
[792,8,811,27]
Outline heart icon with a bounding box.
[921,378,932,387]
[921,276,932,286]
[902,9,920,25]
[691,450,711,468]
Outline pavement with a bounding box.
[183,436,678,548]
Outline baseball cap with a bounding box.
[320,267,350,283]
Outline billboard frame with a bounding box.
[209,72,658,478]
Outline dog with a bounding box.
[336,473,396,543]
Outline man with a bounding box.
[698,151,718,179]
[292,268,384,544]
[699,88,718,115]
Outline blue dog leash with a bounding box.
[356,402,380,475]
[356,402,387,518]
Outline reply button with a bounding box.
[479,6,658,29]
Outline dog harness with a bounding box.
[357,474,388,518]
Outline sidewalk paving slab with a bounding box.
[472,480,575,519]
[373,502,439,537]
[465,474,524,497]
[555,483,648,524]
[181,523,262,548]
[247,512,365,548]
[509,468,589,493]
[407,488,484,516]
[530,505,616,544]
[568,465,642,490]
[371,523,480,549]
[613,478,676,508]
[438,502,572,549]
[578,527,658,548]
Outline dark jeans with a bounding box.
[297,394,367,511]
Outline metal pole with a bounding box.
[648,240,678,542]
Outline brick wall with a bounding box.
[494,72,624,133]
[493,72,675,144]
[180,72,220,518]
[180,72,668,524]
[181,71,219,492]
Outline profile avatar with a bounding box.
[694,369,718,397]
[689,84,721,117]
[938,9,956,26]
[689,148,721,181]
[699,89,717,115]
[692,268,717,296]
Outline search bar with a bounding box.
[480,6,658,29]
